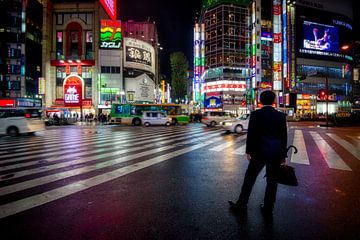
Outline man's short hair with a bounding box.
[260,90,276,105]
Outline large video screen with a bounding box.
[303,21,339,53]
[296,6,353,62]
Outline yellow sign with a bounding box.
[161,80,165,103]
[38,77,45,94]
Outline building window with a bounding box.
[56,14,63,25]
[56,31,63,59]
[66,22,83,58]
[85,31,93,59]
[101,66,111,73]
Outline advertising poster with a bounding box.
[205,94,222,109]
[124,38,155,74]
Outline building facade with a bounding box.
[0,0,43,100]
[198,0,251,114]
[121,21,159,103]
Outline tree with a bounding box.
[170,52,189,101]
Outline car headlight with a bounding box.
[224,122,233,126]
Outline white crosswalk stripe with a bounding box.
[309,132,352,171]
[290,130,310,165]
[0,128,203,164]
[209,134,247,153]
[327,133,360,160]
[0,126,226,218]
[0,126,359,220]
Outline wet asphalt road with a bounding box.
[0,122,359,240]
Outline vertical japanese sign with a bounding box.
[273,0,282,90]
[193,23,205,103]
[290,5,296,89]
[282,0,288,89]
[251,1,256,89]
[38,77,45,94]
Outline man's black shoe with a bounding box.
[260,204,273,216]
[228,201,247,215]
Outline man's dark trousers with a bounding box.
[237,156,280,208]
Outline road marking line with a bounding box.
[0,128,186,153]
[290,130,310,165]
[209,141,234,152]
[0,128,207,170]
[327,133,360,160]
[0,137,224,219]
[233,145,246,155]
[0,133,222,184]
[309,132,352,171]
[209,134,247,152]
[0,128,204,164]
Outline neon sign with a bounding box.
[63,75,83,106]
[100,20,122,49]
[99,0,117,20]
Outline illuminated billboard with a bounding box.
[99,0,117,20]
[100,20,122,49]
[303,21,339,53]
[63,75,84,106]
[124,38,155,74]
[202,80,246,93]
[296,5,353,62]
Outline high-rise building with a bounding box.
[0,0,43,100]
[197,0,251,114]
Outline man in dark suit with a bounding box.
[229,90,288,216]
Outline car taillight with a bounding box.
[202,117,208,120]
[25,113,31,118]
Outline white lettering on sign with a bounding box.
[65,86,80,103]
[100,42,121,49]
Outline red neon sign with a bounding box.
[64,75,83,106]
[100,0,117,20]
[0,99,15,107]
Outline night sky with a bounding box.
[118,0,203,79]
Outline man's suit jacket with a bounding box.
[246,106,288,160]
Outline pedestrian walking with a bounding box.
[229,90,288,217]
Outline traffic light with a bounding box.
[319,89,326,100]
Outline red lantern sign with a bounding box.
[63,75,83,106]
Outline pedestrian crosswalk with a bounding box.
[0,125,359,219]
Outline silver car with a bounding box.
[220,114,250,133]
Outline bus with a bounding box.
[110,103,190,125]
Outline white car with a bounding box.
[220,114,250,133]
[201,111,235,127]
[0,108,45,136]
[142,111,172,127]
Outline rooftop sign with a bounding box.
[100,0,117,20]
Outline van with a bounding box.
[201,111,235,127]
[142,111,172,127]
[0,109,45,136]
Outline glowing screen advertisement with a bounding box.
[303,21,339,53]
[297,5,353,62]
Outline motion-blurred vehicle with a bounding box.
[142,111,172,127]
[0,108,45,136]
[220,114,250,133]
[201,111,234,127]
